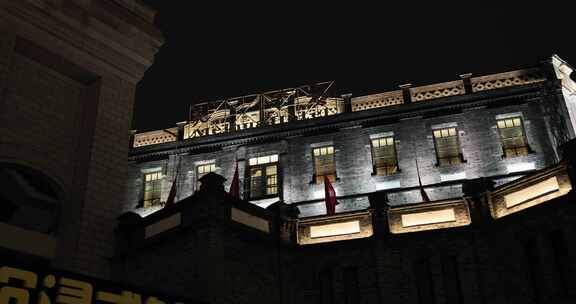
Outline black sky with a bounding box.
[134,3,576,131]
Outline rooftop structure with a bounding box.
[126,55,576,219]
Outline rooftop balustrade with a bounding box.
[131,67,548,149]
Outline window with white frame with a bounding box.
[371,136,399,175]
[313,146,336,184]
[248,154,279,199]
[497,117,530,157]
[433,127,464,166]
[143,170,163,208]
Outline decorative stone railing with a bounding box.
[351,90,403,112]
[130,67,550,148]
[488,162,572,219]
[133,128,177,148]
[411,80,465,102]
[296,210,373,245]
[471,68,545,93]
[387,198,471,234]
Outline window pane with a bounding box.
[434,128,462,166]
[251,168,262,177]
[497,117,529,158]
[267,186,277,195]
[372,137,398,176]
[270,154,278,163]
[266,165,277,175]
[313,146,336,184]
[250,160,280,199]
[143,170,163,207]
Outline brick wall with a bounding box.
[127,99,558,217]
[118,170,576,304]
[0,1,162,279]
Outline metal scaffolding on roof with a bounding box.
[184,81,342,139]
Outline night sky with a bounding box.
[134,3,576,131]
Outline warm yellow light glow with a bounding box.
[401,208,456,227]
[145,213,181,239]
[309,220,360,238]
[504,176,560,208]
[249,154,279,166]
[231,208,270,233]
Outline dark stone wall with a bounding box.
[126,99,559,217]
[117,183,576,304]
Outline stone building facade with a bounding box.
[116,147,576,304]
[126,55,576,218]
[0,0,162,279]
[113,55,576,303]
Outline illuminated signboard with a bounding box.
[388,199,471,234]
[0,265,194,304]
[489,164,573,219]
[309,221,361,238]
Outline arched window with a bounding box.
[0,163,61,234]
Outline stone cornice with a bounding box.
[0,0,163,83]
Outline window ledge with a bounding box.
[310,177,340,185]
[501,148,535,159]
[371,170,402,177]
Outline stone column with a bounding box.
[399,83,412,104]
[341,93,353,113]
[176,121,187,142]
[460,73,473,94]
[129,129,137,148]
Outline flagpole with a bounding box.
[164,128,182,208]
[415,158,423,187]
[415,158,430,202]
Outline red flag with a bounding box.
[229,162,240,199]
[164,174,178,208]
[324,176,338,215]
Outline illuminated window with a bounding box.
[371,137,399,175]
[143,171,163,208]
[433,127,464,166]
[248,154,279,199]
[497,117,530,157]
[313,146,336,184]
[196,163,216,189]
